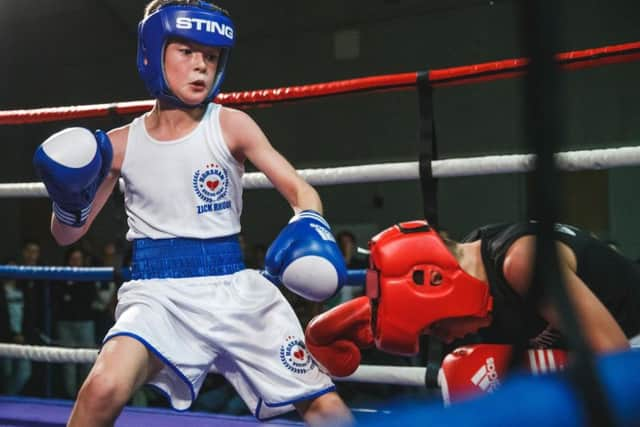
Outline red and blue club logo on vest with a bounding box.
[280,336,315,375]
[193,163,229,203]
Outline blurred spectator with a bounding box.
[192,374,249,415]
[243,239,267,270]
[21,240,41,267]
[0,260,14,342]
[281,287,322,329]
[1,259,33,395]
[249,243,267,269]
[51,246,97,398]
[325,230,368,308]
[1,240,47,396]
[336,230,368,270]
[99,241,123,270]
[237,233,248,260]
[92,242,121,343]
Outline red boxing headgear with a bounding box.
[366,220,493,355]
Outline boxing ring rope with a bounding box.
[1,145,640,198]
[0,264,368,287]
[3,341,628,388]
[1,40,639,124]
[0,343,428,388]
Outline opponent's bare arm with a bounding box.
[503,236,629,352]
[220,107,322,214]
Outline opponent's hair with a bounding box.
[144,0,228,18]
[440,232,462,262]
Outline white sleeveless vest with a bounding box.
[121,103,244,240]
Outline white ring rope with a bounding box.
[3,145,639,197]
[0,343,98,364]
[339,365,427,387]
[0,343,427,387]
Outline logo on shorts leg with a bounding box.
[280,336,315,374]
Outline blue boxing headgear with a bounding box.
[137,2,235,108]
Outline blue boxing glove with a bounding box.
[33,127,113,227]
[264,210,347,302]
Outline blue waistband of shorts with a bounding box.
[130,235,245,280]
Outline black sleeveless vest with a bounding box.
[461,222,640,347]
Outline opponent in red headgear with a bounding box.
[366,220,493,355]
[305,219,494,377]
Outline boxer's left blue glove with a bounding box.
[264,210,347,302]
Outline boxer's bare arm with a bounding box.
[503,236,629,352]
[51,126,128,246]
[220,106,322,214]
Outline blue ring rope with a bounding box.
[0,265,367,286]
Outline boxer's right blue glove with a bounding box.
[264,210,347,302]
[33,127,113,227]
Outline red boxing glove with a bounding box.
[438,344,568,405]
[305,296,374,377]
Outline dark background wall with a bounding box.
[1,0,639,264]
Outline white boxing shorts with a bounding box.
[104,269,335,420]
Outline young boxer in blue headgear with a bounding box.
[33,1,352,425]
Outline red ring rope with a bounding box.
[1,40,638,125]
